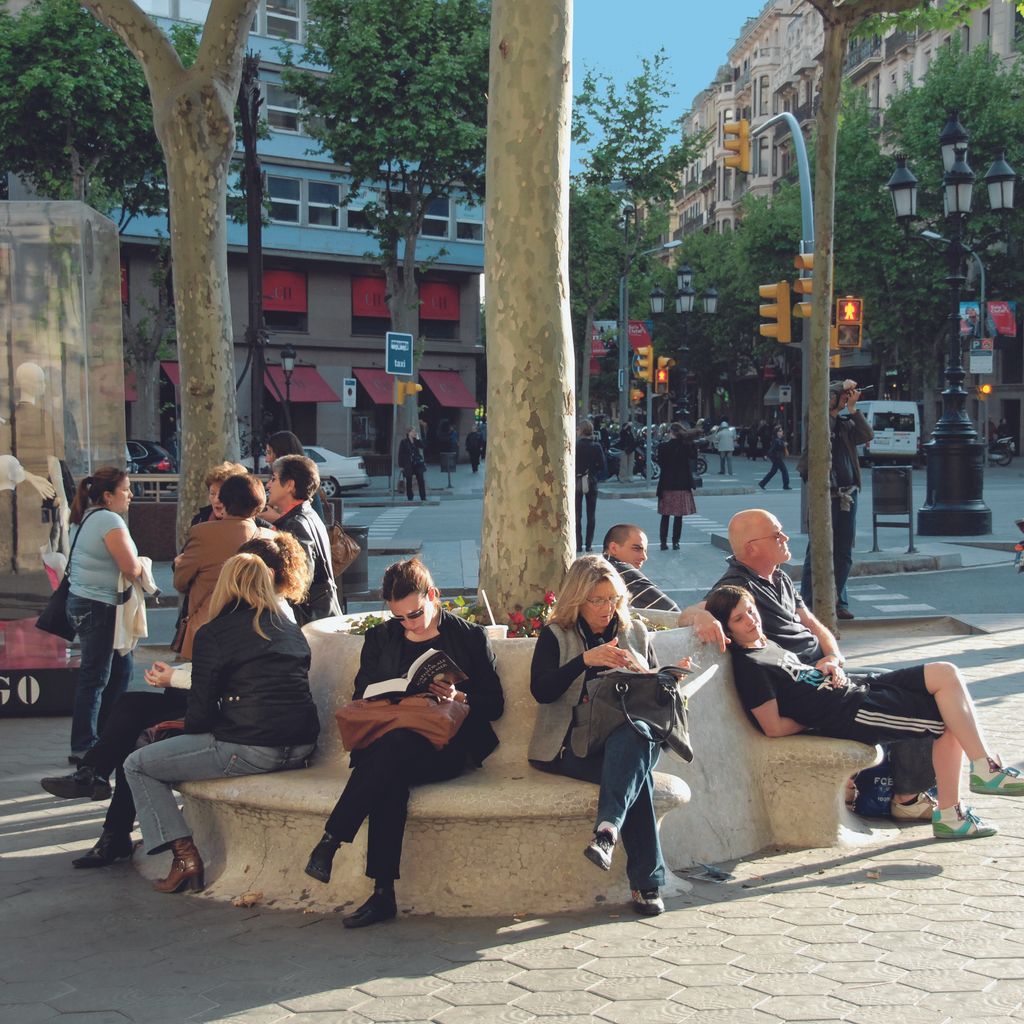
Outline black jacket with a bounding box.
[398,437,425,473]
[275,501,341,624]
[656,435,697,494]
[185,602,320,747]
[354,610,504,766]
[576,437,606,488]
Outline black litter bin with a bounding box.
[439,451,457,486]
[340,525,370,605]
[870,465,915,553]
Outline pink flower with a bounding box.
[544,591,556,606]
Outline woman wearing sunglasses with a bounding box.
[528,554,668,917]
[304,558,504,927]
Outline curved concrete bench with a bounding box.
[177,624,690,917]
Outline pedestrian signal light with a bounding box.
[635,345,654,382]
[759,281,792,344]
[836,296,863,349]
[723,119,751,174]
[793,253,813,319]
[395,380,423,403]
[655,356,674,395]
[977,382,994,399]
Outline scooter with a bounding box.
[989,436,1015,467]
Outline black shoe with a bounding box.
[672,543,680,550]
[72,830,137,869]
[41,766,111,801]
[584,829,616,871]
[783,486,792,490]
[304,833,339,884]
[632,887,665,916]
[758,482,766,490]
[343,889,397,929]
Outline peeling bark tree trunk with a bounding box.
[478,0,574,613]
[385,232,422,433]
[81,0,253,544]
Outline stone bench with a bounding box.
[174,618,879,916]
[176,621,690,917]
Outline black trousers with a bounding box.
[325,729,466,881]
[82,689,188,835]
[659,516,682,546]
[404,468,426,501]
[575,487,598,550]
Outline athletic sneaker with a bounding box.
[932,803,997,840]
[631,888,665,916]
[890,791,937,821]
[970,759,1024,796]
[584,829,616,871]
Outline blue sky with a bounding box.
[571,0,766,162]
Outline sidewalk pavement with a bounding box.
[3,617,1024,1023]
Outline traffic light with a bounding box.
[836,296,863,348]
[759,281,792,344]
[395,380,423,403]
[635,345,654,382]
[655,356,674,395]
[977,382,994,400]
[793,253,813,319]
[723,118,751,174]
[630,387,645,405]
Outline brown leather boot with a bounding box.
[153,837,205,894]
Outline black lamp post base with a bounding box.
[916,438,991,536]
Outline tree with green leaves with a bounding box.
[283,0,488,424]
[0,0,165,227]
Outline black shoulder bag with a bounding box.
[36,510,96,641]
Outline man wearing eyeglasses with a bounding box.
[680,508,936,822]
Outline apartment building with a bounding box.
[117,0,485,460]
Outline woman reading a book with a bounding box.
[304,558,504,928]
[528,555,670,917]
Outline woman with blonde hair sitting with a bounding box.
[123,553,320,894]
[529,554,671,916]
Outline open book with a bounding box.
[361,648,467,700]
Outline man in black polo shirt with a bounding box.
[602,524,679,613]
[680,508,936,821]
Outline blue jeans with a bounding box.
[124,732,316,854]
[718,453,733,474]
[759,456,790,489]
[67,592,133,755]
[535,722,666,890]
[801,489,858,610]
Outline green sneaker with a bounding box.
[970,760,1024,796]
[932,804,997,840]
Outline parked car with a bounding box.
[127,439,176,473]
[302,446,369,497]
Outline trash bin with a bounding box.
[439,451,457,473]
[340,525,370,602]
[872,465,913,515]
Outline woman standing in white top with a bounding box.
[66,468,142,762]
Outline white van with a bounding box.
[854,401,923,466]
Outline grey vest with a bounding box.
[527,616,651,763]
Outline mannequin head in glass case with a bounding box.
[15,362,46,405]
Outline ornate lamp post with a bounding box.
[886,112,1016,536]
[280,342,297,432]
[672,264,717,421]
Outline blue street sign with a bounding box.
[385,332,414,375]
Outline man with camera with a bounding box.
[797,379,873,621]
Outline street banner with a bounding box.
[960,300,1018,339]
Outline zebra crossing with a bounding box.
[622,499,727,542]
[367,507,415,542]
[845,582,936,615]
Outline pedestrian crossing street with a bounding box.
[846,582,936,615]
[367,507,415,542]
[623,498,727,543]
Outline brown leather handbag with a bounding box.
[335,694,469,752]
[328,523,361,578]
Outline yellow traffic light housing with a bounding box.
[836,295,863,348]
[723,118,751,174]
[395,380,424,403]
[759,281,792,344]
[630,387,645,405]
[793,252,813,319]
[635,345,654,382]
[655,356,674,395]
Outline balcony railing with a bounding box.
[702,163,716,184]
[885,29,915,59]
[843,38,882,77]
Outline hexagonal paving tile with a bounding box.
[753,994,858,1020]
[814,961,907,985]
[659,964,757,988]
[670,984,764,1011]
[355,975,448,997]
[844,1005,952,1024]
[741,973,838,998]
[586,977,684,1003]
[434,982,533,1006]
[512,989,610,1016]
[796,943,887,964]
[860,931,948,952]
[433,1006,535,1024]
[730,954,823,976]
[900,968,993,993]
[650,946,738,967]
[436,962,525,984]
[350,994,454,1022]
[503,948,596,971]
[722,935,806,956]
[881,949,973,972]
[965,959,1024,980]
[592,998,695,1023]
[507,969,604,993]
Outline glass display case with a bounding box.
[0,202,125,714]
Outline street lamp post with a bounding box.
[280,343,297,433]
[886,112,1016,536]
[672,264,718,422]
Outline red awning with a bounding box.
[264,366,340,403]
[420,370,477,409]
[160,361,181,388]
[124,370,137,402]
[353,367,396,406]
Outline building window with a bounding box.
[962,25,970,50]
[263,269,308,331]
[264,0,300,40]
[267,175,300,223]
[421,198,450,238]
[346,190,374,232]
[456,201,483,242]
[266,84,301,132]
[308,181,341,228]
[757,137,770,178]
[759,76,770,116]
[982,8,990,41]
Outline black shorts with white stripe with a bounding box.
[837,666,945,744]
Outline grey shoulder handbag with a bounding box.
[570,668,693,763]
